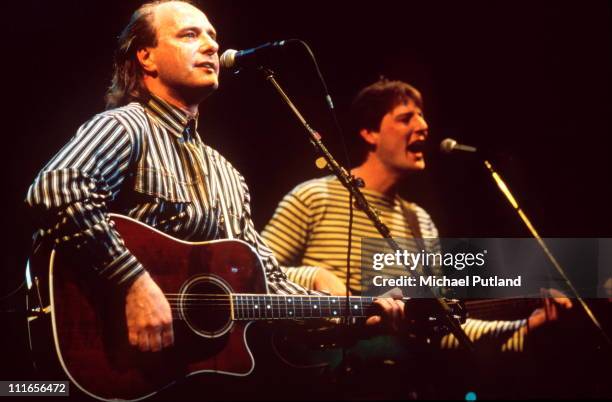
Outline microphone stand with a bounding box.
[258,67,475,353]
[483,160,612,346]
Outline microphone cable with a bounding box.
[288,38,358,364]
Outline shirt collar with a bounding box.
[145,94,199,140]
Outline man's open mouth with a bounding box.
[406,140,426,153]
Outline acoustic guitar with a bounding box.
[25,214,463,401]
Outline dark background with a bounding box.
[1,0,611,398]
[4,0,611,297]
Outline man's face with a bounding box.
[369,100,429,173]
[146,2,220,99]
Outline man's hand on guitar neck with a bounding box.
[125,272,174,352]
[527,288,573,332]
[366,297,406,333]
[313,268,406,333]
[365,288,406,333]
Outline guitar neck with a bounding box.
[231,294,383,321]
[231,294,542,321]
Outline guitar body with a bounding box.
[31,214,268,401]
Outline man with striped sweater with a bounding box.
[262,79,571,350]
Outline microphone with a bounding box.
[220,40,289,69]
[440,138,477,154]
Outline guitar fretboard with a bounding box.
[231,294,378,320]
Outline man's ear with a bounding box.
[136,48,157,74]
[359,128,379,146]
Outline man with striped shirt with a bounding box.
[262,79,571,350]
[25,1,407,355]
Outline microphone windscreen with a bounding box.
[440,138,457,154]
[219,49,237,69]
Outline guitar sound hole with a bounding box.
[181,277,232,338]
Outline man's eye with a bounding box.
[183,32,197,38]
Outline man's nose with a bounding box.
[200,35,219,55]
[415,115,429,137]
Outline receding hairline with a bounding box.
[146,1,210,35]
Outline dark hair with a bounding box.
[105,0,199,109]
[349,78,423,162]
[105,2,159,109]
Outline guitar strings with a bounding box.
[159,289,595,314]
[166,303,358,310]
[165,301,359,309]
[161,283,606,297]
[159,297,373,304]
[162,293,375,298]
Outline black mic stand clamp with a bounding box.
[257,67,475,352]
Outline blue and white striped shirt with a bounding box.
[26,95,312,295]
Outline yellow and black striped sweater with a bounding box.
[263,176,529,351]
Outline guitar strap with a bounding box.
[204,147,234,239]
[399,198,424,249]
[400,200,451,299]
[399,198,438,296]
